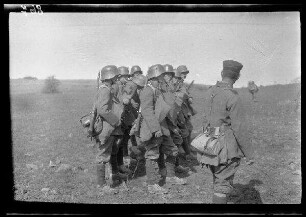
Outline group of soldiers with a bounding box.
[84,60,253,204]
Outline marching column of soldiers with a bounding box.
[86,60,253,204]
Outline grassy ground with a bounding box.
[10,79,301,204]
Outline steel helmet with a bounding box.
[173,68,182,78]
[100,65,119,81]
[162,64,175,77]
[132,74,147,87]
[147,64,165,80]
[131,65,143,75]
[176,65,189,75]
[118,66,129,76]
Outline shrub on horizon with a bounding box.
[23,76,38,80]
[42,75,61,94]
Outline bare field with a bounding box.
[10,79,301,204]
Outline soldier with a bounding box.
[160,64,190,174]
[120,74,146,168]
[176,65,197,161]
[200,60,254,204]
[248,80,259,101]
[135,64,187,194]
[130,65,143,78]
[172,68,197,162]
[88,65,128,188]
[113,66,130,102]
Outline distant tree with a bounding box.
[42,75,61,94]
[23,76,38,80]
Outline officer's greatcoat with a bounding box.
[201,81,252,165]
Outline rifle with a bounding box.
[186,80,197,116]
[187,80,195,92]
[97,70,101,90]
[86,71,101,140]
[89,71,101,128]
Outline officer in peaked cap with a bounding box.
[199,60,254,204]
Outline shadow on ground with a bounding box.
[228,179,263,204]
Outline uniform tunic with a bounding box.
[120,80,140,155]
[177,81,194,132]
[173,81,192,138]
[200,81,253,194]
[138,85,178,160]
[159,80,182,145]
[95,84,124,164]
[121,80,140,127]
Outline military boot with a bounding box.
[110,154,128,183]
[96,163,106,187]
[111,172,128,182]
[165,156,187,185]
[174,156,190,174]
[185,153,197,162]
[212,193,227,204]
[145,159,159,185]
[119,164,133,175]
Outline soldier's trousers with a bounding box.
[209,157,241,195]
[122,127,138,157]
[180,116,193,155]
[140,135,178,185]
[109,136,125,174]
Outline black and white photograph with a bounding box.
[5,4,302,214]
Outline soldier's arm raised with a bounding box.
[139,87,161,134]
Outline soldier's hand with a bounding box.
[173,128,181,135]
[131,101,139,109]
[87,128,95,137]
[123,97,130,105]
[154,130,163,138]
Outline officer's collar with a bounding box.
[216,81,233,88]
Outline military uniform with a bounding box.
[158,65,190,177]
[159,79,183,146]
[137,83,179,185]
[173,80,193,155]
[175,65,197,159]
[120,80,140,157]
[248,81,259,101]
[200,60,253,203]
[92,65,129,187]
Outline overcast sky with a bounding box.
[9,12,300,87]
